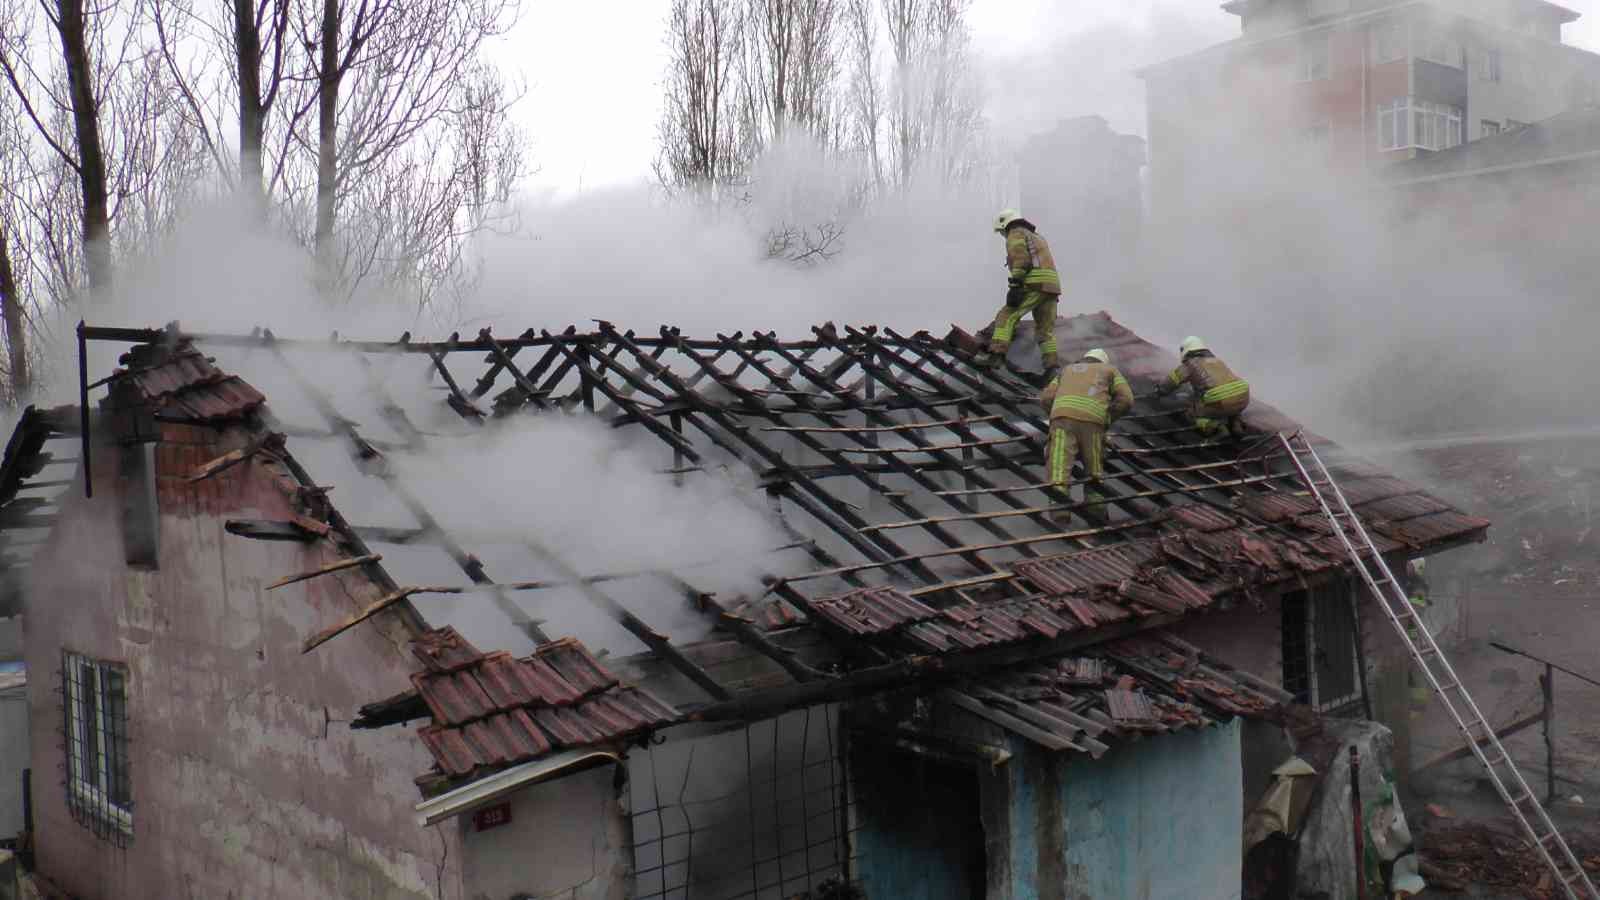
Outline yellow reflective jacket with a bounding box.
[1165,352,1249,405]
[1005,225,1062,295]
[1040,359,1133,425]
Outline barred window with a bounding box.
[63,651,131,844]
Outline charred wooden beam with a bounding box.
[684,614,1178,723]
[225,518,326,542]
[302,586,422,652]
[268,554,382,591]
[188,431,284,482]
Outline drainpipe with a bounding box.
[1350,746,1367,900]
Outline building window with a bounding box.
[63,651,131,844]
[1299,34,1331,81]
[1377,98,1408,150]
[1476,46,1501,82]
[1371,20,1406,64]
[1418,31,1464,68]
[1281,582,1363,713]
[1506,119,1528,131]
[1307,0,1350,19]
[1481,119,1501,138]
[1377,97,1462,151]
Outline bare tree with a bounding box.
[740,0,841,151]
[844,0,881,189]
[656,0,744,192]
[232,0,293,211]
[0,218,28,405]
[0,0,115,290]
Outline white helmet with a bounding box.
[993,208,1023,233]
[1083,348,1110,364]
[1180,336,1207,356]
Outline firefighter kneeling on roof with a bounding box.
[1039,348,1132,528]
[1154,335,1251,439]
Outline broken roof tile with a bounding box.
[536,638,619,696]
[809,587,940,635]
[1166,504,1239,533]
[1011,542,1164,596]
[411,627,483,673]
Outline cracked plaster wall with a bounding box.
[22,424,464,900]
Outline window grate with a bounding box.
[629,705,859,900]
[61,650,132,846]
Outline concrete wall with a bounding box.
[23,422,464,900]
[0,680,25,840]
[1006,721,1244,900]
[459,765,628,900]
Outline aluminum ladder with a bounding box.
[1277,431,1596,900]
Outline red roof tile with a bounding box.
[809,587,940,635]
[107,340,266,423]
[405,628,677,781]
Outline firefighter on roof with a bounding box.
[1039,348,1132,527]
[974,209,1061,370]
[1154,336,1252,438]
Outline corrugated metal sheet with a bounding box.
[1238,492,1319,523]
[1358,492,1453,522]
[1105,689,1155,722]
[1332,477,1416,507]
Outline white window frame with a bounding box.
[1298,33,1331,82]
[1371,20,1407,64]
[1377,97,1462,151]
[65,652,132,831]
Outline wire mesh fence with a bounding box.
[629,704,858,900]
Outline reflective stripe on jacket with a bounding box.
[1166,353,1247,401]
[1005,226,1062,294]
[1040,360,1133,425]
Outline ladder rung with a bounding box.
[1538,830,1560,845]
[1515,790,1539,806]
[1438,680,1461,692]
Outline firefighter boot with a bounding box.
[1080,490,1110,527]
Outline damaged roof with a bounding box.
[36,312,1487,794]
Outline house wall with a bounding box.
[458,764,628,900]
[23,422,464,900]
[1005,721,1244,900]
[0,679,25,840]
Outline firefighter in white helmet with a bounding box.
[1038,347,1132,527]
[974,209,1061,371]
[1154,335,1251,438]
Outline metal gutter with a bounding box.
[413,748,621,826]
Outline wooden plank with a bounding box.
[760,415,1004,434]
[835,436,1028,454]
[1413,710,1546,774]
[225,518,323,542]
[302,587,421,653]
[187,432,283,482]
[267,554,381,591]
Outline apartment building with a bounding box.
[1140,0,1600,216]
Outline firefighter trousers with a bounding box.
[989,291,1059,363]
[1048,418,1106,515]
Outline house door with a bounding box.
[850,743,986,900]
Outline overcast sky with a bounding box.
[490,0,1600,196]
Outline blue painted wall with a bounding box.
[1009,720,1243,900]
